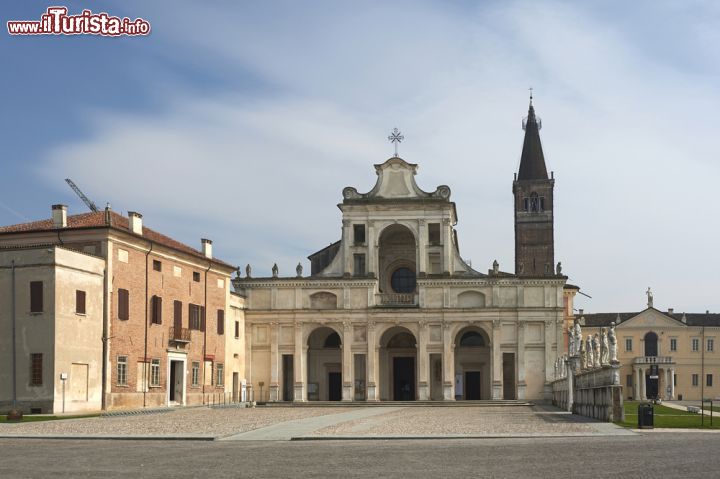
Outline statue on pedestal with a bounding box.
[296,262,303,277]
[600,328,609,365]
[592,333,601,368]
[568,327,575,357]
[245,264,252,278]
[608,322,618,363]
[579,334,587,370]
[573,318,582,357]
[585,334,594,369]
[272,263,279,278]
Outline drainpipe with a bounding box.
[202,261,211,399]
[101,267,109,411]
[11,260,17,411]
[143,241,154,408]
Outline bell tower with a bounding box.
[513,95,555,276]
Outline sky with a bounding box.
[2,1,719,314]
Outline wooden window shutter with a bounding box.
[174,300,182,329]
[76,290,86,314]
[118,289,129,320]
[30,281,43,313]
[217,310,225,335]
[151,296,162,324]
[200,306,206,332]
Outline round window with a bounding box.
[391,267,416,293]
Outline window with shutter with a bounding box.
[151,295,162,324]
[174,300,182,330]
[200,306,206,331]
[30,281,43,313]
[30,353,43,386]
[217,310,225,335]
[76,290,86,314]
[118,289,129,320]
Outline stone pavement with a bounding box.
[0,404,634,441]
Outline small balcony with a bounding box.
[377,293,418,307]
[633,356,674,365]
[169,326,191,345]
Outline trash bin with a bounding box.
[638,403,654,429]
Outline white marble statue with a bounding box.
[585,335,593,369]
[600,328,609,365]
[568,327,575,357]
[573,319,582,357]
[554,359,558,380]
[608,322,618,363]
[592,333,601,368]
[579,334,587,370]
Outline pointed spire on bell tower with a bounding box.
[513,90,555,277]
[518,90,549,180]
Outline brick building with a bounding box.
[0,205,237,412]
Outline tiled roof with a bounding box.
[577,310,720,327]
[0,210,235,269]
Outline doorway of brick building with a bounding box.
[168,358,186,406]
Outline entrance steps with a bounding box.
[261,400,533,408]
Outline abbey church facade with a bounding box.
[234,101,567,402]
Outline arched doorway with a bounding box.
[379,327,417,401]
[454,327,491,400]
[644,332,658,357]
[378,224,417,297]
[307,327,342,401]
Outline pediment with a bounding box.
[342,157,451,201]
[617,308,685,329]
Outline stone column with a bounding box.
[269,322,279,401]
[670,368,675,399]
[417,220,427,276]
[640,367,646,400]
[492,319,502,399]
[293,322,305,402]
[367,223,376,277]
[442,218,453,275]
[342,219,352,276]
[366,322,378,401]
[418,321,429,400]
[565,357,574,413]
[543,319,556,400]
[245,323,253,402]
[442,322,455,400]
[342,322,353,401]
[517,322,526,400]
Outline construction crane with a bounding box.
[65,178,99,212]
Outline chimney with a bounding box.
[52,204,67,228]
[128,211,143,235]
[201,238,213,259]
[668,308,674,315]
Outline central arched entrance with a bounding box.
[379,326,417,401]
[307,327,342,401]
[454,327,491,400]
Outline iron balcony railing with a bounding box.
[169,326,191,343]
[633,356,674,365]
[377,293,417,307]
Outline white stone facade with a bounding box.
[235,157,567,402]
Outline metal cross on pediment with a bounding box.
[388,128,404,157]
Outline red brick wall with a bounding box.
[108,242,229,409]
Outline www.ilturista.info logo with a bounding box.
[7,7,151,36]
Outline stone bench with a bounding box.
[687,406,701,413]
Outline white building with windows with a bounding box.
[234,102,569,402]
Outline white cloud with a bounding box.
[42,0,720,312]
